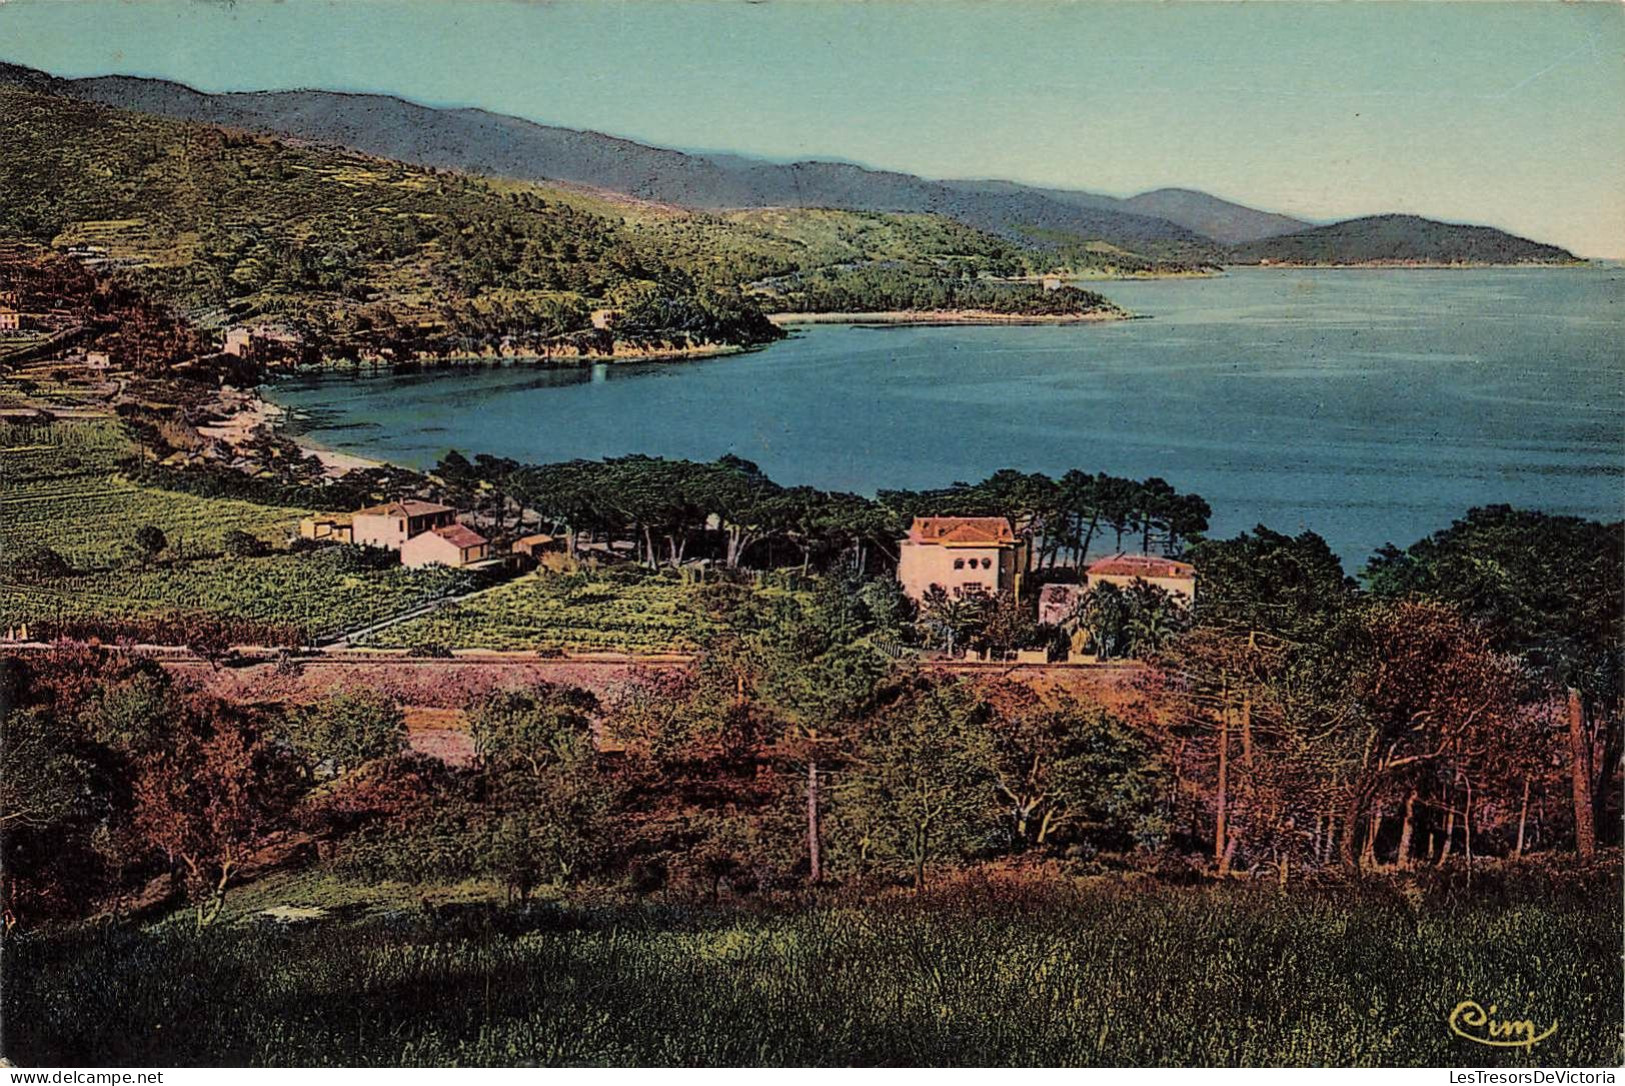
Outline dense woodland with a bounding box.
[461,454,1210,573]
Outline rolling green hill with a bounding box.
[0,85,1134,360]
[1229,214,1576,266]
[0,85,790,357]
[0,60,1579,276]
[0,61,1233,260]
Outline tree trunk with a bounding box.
[1437,801,1456,865]
[1240,689,1253,767]
[195,860,234,930]
[1463,776,1474,869]
[1360,809,1380,869]
[913,824,928,895]
[1515,779,1531,859]
[1218,830,1239,877]
[1078,518,1099,567]
[806,760,822,885]
[1037,806,1058,847]
[1568,687,1596,859]
[1214,707,1229,868]
[1396,789,1417,870]
[1339,786,1366,871]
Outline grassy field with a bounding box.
[0,420,463,641]
[365,569,720,653]
[4,874,1617,1067]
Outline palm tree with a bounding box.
[920,585,988,655]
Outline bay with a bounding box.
[266,266,1625,568]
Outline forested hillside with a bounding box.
[756,266,1125,318]
[0,61,1581,274]
[0,62,1229,260]
[1229,214,1576,265]
[0,84,1136,358]
[0,86,789,358]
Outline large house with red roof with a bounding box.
[897,516,1028,602]
[348,499,491,569]
[351,500,459,550]
[1084,553,1197,603]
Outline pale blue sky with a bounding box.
[3,0,1622,255]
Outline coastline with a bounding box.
[205,387,386,479]
[768,309,1130,327]
[1232,260,1588,271]
[245,341,762,477]
[292,433,385,477]
[303,341,753,373]
[1009,269,1219,282]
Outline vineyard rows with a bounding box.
[367,571,716,653]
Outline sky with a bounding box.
[2,0,1623,256]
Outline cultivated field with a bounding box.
[1,553,470,643]
[0,421,304,566]
[365,569,724,653]
[0,421,463,641]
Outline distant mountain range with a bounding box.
[0,60,1578,268]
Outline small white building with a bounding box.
[1084,553,1197,604]
[1037,583,1086,627]
[401,523,491,569]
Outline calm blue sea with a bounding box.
[266,266,1625,569]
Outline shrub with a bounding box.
[9,544,72,583]
[132,525,169,560]
[222,530,271,559]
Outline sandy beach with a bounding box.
[202,389,384,478]
[296,439,383,477]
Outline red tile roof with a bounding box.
[432,524,488,550]
[1087,553,1195,579]
[354,500,455,518]
[906,516,1018,546]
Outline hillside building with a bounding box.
[897,516,1027,602]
